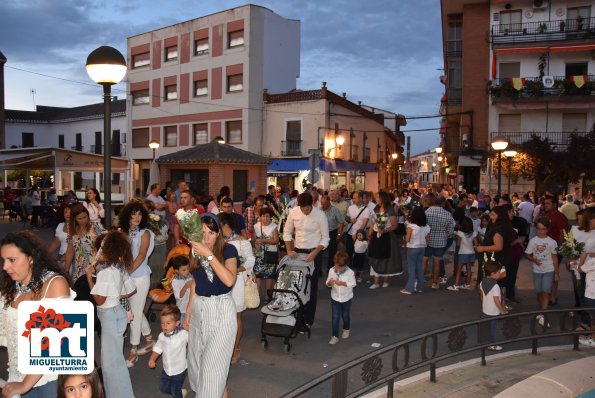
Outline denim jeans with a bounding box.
[23,380,57,398]
[97,305,135,398]
[406,247,426,293]
[160,369,187,398]
[331,299,352,337]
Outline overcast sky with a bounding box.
[0,0,443,155]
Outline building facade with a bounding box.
[440,0,595,195]
[262,84,404,193]
[127,4,300,197]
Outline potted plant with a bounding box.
[559,21,565,32]
[576,15,584,30]
[538,22,548,34]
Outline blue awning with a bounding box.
[268,158,310,171]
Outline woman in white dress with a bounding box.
[218,212,255,364]
[47,205,71,267]
[0,231,75,398]
[253,207,279,303]
[82,188,105,226]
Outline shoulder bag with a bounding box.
[244,274,260,309]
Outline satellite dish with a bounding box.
[543,76,554,88]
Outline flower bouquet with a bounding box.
[375,212,388,238]
[558,230,585,281]
[149,213,168,245]
[175,208,204,243]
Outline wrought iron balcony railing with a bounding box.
[490,75,595,99]
[363,147,371,163]
[491,16,595,44]
[281,140,302,156]
[491,131,591,149]
[351,145,359,161]
[71,145,84,151]
[89,144,127,156]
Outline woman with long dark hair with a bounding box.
[119,200,155,367]
[184,214,237,398]
[83,188,105,226]
[0,232,74,398]
[476,205,515,288]
[64,203,105,281]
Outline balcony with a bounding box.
[489,75,595,101]
[491,131,590,150]
[280,140,302,156]
[491,17,595,44]
[351,145,359,161]
[89,144,127,157]
[363,147,371,163]
[71,145,84,151]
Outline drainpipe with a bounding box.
[0,51,6,149]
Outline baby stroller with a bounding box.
[260,253,313,352]
[145,244,190,322]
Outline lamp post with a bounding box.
[490,135,509,198]
[149,140,160,160]
[391,152,398,188]
[503,149,517,196]
[86,46,127,229]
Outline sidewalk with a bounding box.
[0,220,589,397]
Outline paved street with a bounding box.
[0,221,580,397]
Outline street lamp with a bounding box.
[212,136,225,144]
[86,45,127,229]
[149,140,160,160]
[503,149,518,196]
[490,135,509,197]
[391,153,398,188]
[435,146,443,154]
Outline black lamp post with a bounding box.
[491,135,509,198]
[86,46,127,229]
[149,140,160,160]
[503,149,518,196]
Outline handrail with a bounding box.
[283,308,593,397]
[491,16,595,44]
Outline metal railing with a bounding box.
[285,308,593,397]
[71,145,84,151]
[351,145,359,161]
[281,140,302,156]
[89,144,126,157]
[490,131,591,148]
[491,16,595,44]
[363,147,370,163]
[490,75,595,99]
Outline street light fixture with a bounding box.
[212,136,225,144]
[391,153,398,187]
[503,149,518,196]
[149,140,160,160]
[490,135,509,197]
[335,134,345,148]
[435,146,443,154]
[86,45,127,229]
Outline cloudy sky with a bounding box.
[0,0,443,155]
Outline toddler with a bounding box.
[326,251,356,345]
[57,369,104,398]
[148,305,189,398]
[170,255,193,325]
[352,229,368,282]
[525,217,559,326]
[479,260,507,351]
[448,217,477,291]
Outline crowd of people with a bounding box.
[0,180,594,397]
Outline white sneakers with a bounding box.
[487,345,503,351]
[342,329,350,339]
[579,336,594,347]
[330,330,351,344]
[382,282,389,288]
[536,314,550,328]
[447,285,459,292]
[369,283,380,290]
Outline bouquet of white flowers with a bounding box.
[558,230,585,281]
[375,212,388,238]
[149,213,168,245]
[175,209,203,243]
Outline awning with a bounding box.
[494,47,549,55]
[320,159,379,173]
[267,171,299,177]
[268,158,310,171]
[550,44,595,53]
[457,155,481,167]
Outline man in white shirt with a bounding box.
[363,191,376,229]
[517,194,535,225]
[283,192,330,327]
[345,191,370,263]
[147,183,167,218]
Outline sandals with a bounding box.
[126,348,138,368]
[136,335,155,356]
[231,348,241,364]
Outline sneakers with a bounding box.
[447,285,459,292]
[329,336,339,345]
[487,345,503,351]
[382,282,389,288]
[536,314,550,328]
[439,277,448,285]
[341,329,350,339]
[400,289,412,295]
[431,283,439,290]
[369,283,380,290]
[356,277,363,283]
[460,284,471,290]
[579,336,595,347]
[136,336,155,355]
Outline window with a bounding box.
[165,45,178,61]
[58,135,64,149]
[567,6,591,30]
[22,132,34,148]
[132,52,150,68]
[499,10,522,33]
[562,113,587,132]
[447,59,462,103]
[94,131,102,154]
[165,84,177,101]
[499,62,520,78]
[446,15,462,56]
[75,133,82,151]
[233,170,247,202]
[165,126,177,147]
[112,130,121,156]
[194,79,208,97]
[227,74,243,92]
[132,128,150,148]
[193,123,208,145]
[565,63,588,77]
[286,120,301,141]
[226,120,242,144]
[132,90,150,105]
[228,30,244,48]
[195,38,209,55]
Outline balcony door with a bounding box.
[284,120,302,156]
[567,7,591,30]
[499,62,520,79]
[562,113,586,133]
[499,10,522,33]
[565,63,588,77]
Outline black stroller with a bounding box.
[260,254,313,352]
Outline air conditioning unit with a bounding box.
[533,0,548,9]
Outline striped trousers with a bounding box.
[188,292,237,398]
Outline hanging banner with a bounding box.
[510,77,525,91]
[570,75,588,88]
